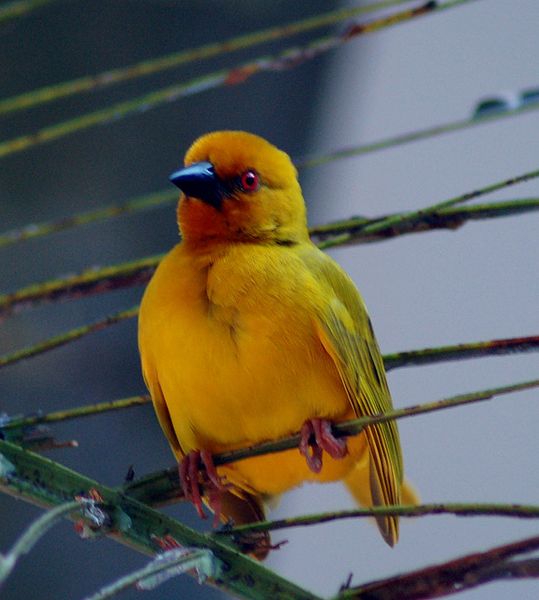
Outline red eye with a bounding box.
[239,170,259,192]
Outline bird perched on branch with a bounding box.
[138,131,415,558]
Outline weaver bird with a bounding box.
[139,131,414,556]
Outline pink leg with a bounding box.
[178,450,228,523]
[299,421,323,473]
[312,419,347,458]
[299,418,348,473]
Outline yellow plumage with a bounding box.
[138,131,415,552]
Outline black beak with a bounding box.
[169,161,222,208]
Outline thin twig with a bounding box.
[1,296,536,371]
[0,306,138,369]
[2,395,150,432]
[1,188,537,251]
[383,334,539,371]
[213,378,539,465]
[0,0,415,115]
[2,165,538,320]
[311,198,539,246]
[0,0,58,23]
[0,500,81,588]
[297,101,539,170]
[0,190,177,249]
[0,0,470,159]
[337,535,539,599]
[81,549,219,600]
[1,335,536,431]
[122,378,539,505]
[217,503,539,536]
[318,169,539,250]
[0,255,161,321]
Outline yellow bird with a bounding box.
[138,131,414,556]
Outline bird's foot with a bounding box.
[179,450,228,524]
[299,418,348,473]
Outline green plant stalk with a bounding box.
[0,254,161,321]
[220,503,539,536]
[297,102,539,170]
[0,0,58,23]
[0,0,463,159]
[2,193,537,320]
[1,301,536,374]
[0,0,415,115]
[122,378,539,506]
[310,198,539,244]
[1,332,536,425]
[318,171,539,250]
[0,306,138,369]
[0,440,321,600]
[383,334,539,371]
[1,184,536,251]
[3,395,150,432]
[211,378,539,465]
[0,500,81,587]
[0,190,177,248]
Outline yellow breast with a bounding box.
[139,242,367,495]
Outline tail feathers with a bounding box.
[401,478,420,505]
[216,490,270,560]
[345,455,419,547]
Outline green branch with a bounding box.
[0,190,177,249]
[0,440,321,600]
[83,549,220,600]
[213,378,539,465]
[311,198,539,246]
[122,378,539,506]
[318,170,539,250]
[383,334,539,371]
[1,296,535,371]
[1,334,536,432]
[298,101,539,170]
[0,306,138,370]
[0,255,161,321]
[0,0,58,23]
[337,534,539,599]
[0,336,539,441]
[218,503,539,537]
[0,0,470,159]
[1,185,536,252]
[0,499,82,588]
[3,396,150,430]
[0,0,414,115]
[3,164,538,319]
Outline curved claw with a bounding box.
[299,421,323,473]
[178,450,229,523]
[299,418,348,473]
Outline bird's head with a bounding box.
[171,131,308,246]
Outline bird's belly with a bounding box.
[157,302,354,485]
[221,433,368,495]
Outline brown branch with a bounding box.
[384,334,539,371]
[310,198,539,246]
[218,503,539,536]
[0,256,160,321]
[338,535,539,599]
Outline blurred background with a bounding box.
[1,0,538,598]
